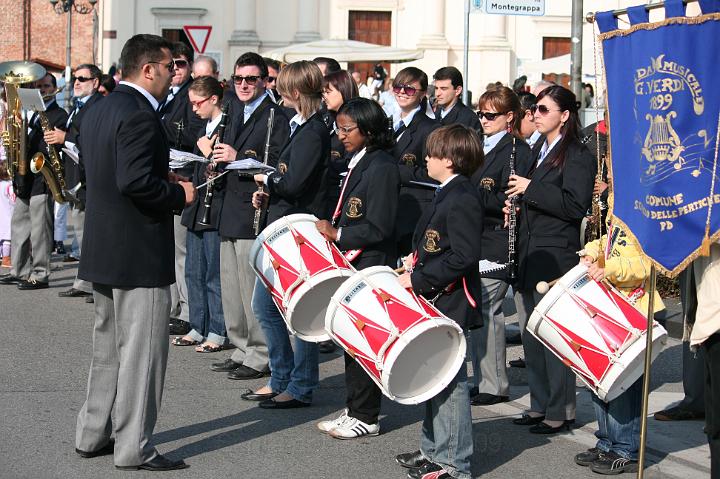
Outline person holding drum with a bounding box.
[505,85,596,434]
[314,98,400,439]
[247,60,330,409]
[395,124,484,479]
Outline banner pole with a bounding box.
[637,264,657,479]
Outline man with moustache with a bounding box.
[74,34,195,471]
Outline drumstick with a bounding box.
[536,277,561,294]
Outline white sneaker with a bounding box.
[328,415,380,439]
[317,408,349,434]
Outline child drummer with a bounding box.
[395,124,484,479]
[573,160,665,475]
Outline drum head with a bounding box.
[384,321,466,405]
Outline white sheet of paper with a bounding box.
[224,158,275,172]
[478,260,506,274]
[409,180,440,190]
[17,88,45,111]
[61,147,80,165]
[169,149,210,169]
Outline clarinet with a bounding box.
[197,104,228,227]
[253,108,275,235]
[507,137,518,281]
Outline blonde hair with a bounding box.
[277,60,323,119]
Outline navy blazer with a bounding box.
[516,139,596,291]
[334,148,400,269]
[63,92,103,202]
[266,112,330,223]
[410,175,484,330]
[435,101,481,131]
[78,84,186,287]
[160,80,205,152]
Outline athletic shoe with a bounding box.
[590,451,638,475]
[317,408,349,434]
[575,447,604,466]
[328,415,379,439]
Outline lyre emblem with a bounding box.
[480,177,495,191]
[641,112,685,172]
[346,197,363,218]
[278,162,288,174]
[244,149,257,159]
[401,153,416,166]
[423,229,441,253]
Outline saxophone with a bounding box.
[30,110,67,204]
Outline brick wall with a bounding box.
[0,0,96,73]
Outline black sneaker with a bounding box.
[408,462,443,479]
[575,447,604,466]
[590,451,638,475]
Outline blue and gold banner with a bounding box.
[597,0,720,276]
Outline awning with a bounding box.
[263,39,424,64]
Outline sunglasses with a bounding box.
[72,76,94,83]
[392,84,419,96]
[530,104,562,116]
[231,75,261,85]
[476,111,507,121]
[190,96,211,108]
[333,124,358,135]
[148,60,175,72]
[173,59,189,68]
[266,76,276,83]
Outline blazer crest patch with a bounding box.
[423,229,441,253]
[278,162,288,174]
[244,149,258,159]
[401,153,416,166]
[331,150,342,159]
[346,197,363,218]
[480,177,495,191]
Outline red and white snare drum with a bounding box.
[325,266,467,405]
[528,264,667,402]
[249,214,355,342]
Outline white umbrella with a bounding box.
[264,39,423,64]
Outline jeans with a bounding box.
[420,361,473,479]
[592,375,643,460]
[185,229,226,345]
[251,277,318,403]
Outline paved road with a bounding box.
[0,256,710,478]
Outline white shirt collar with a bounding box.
[537,134,562,166]
[393,104,421,131]
[527,129,542,147]
[438,173,459,189]
[243,92,268,123]
[439,101,457,119]
[119,81,160,111]
[347,147,367,170]
[205,113,223,138]
[289,112,308,136]
[483,130,507,155]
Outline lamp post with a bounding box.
[48,0,98,110]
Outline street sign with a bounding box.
[471,0,483,12]
[183,25,212,54]
[484,0,544,16]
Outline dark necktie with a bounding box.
[394,123,406,139]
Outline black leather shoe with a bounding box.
[17,279,49,290]
[116,454,189,471]
[228,364,268,380]
[318,340,336,354]
[59,288,92,298]
[241,389,279,401]
[407,461,443,479]
[575,447,604,466]
[168,320,191,335]
[471,393,509,406]
[0,274,20,284]
[259,397,310,409]
[395,450,428,469]
[211,358,242,372]
[509,358,526,368]
[529,421,572,434]
[513,414,545,425]
[75,440,114,458]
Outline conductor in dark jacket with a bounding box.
[75,34,195,471]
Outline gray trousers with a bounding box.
[170,216,189,322]
[69,207,92,293]
[75,283,171,467]
[10,194,53,282]
[515,289,576,421]
[220,237,269,371]
[470,277,510,396]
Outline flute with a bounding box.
[253,108,275,236]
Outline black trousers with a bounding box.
[704,333,720,478]
[345,353,382,424]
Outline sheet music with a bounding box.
[61,145,80,165]
[224,158,276,172]
[478,260,507,275]
[169,149,210,169]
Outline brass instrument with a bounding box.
[588,154,607,243]
[30,110,68,204]
[0,61,47,178]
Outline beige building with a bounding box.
[93,0,700,99]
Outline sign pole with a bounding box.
[570,0,584,101]
[462,0,471,106]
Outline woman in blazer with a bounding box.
[315,98,400,439]
[506,85,596,434]
[247,61,330,409]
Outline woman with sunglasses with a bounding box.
[172,76,228,353]
[315,97,399,439]
[321,70,359,219]
[505,85,596,434]
[248,60,330,409]
[468,86,532,407]
[391,66,439,255]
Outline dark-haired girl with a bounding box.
[315,97,400,439]
[506,85,596,434]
